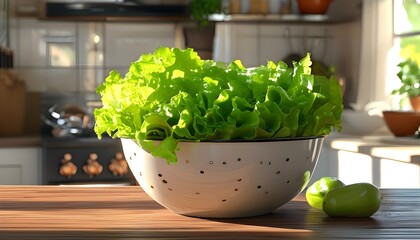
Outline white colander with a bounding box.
[121,137,324,218]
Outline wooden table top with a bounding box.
[1,186,419,239]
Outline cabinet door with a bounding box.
[0,148,41,185]
[260,25,294,64]
[229,23,260,67]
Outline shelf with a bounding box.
[210,14,359,24]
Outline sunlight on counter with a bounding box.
[325,135,420,188]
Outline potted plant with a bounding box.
[392,58,420,111]
[94,47,343,218]
[189,0,222,28]
[183,0,222,59]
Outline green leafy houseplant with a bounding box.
[94,47,343,163]
[189,0,221,28]
[392,58,420,98]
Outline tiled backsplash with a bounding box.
[9,18,178,119]
[10,18,177,94]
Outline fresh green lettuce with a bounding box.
[94,47,343,163]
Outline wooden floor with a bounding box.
[0,186,419,239]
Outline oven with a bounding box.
[42,137,136,185]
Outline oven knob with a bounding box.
[109,152,128,176]
[83,153,103,177]
[59,153,77,178]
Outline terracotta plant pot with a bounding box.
[410,96,420,112]
[297,0,332,15]
[382,111,420,137]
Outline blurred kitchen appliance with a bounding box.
[40,95,136,185]
[39,0,190,20]
[42,137,136,185]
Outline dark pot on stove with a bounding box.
[42,104,95,138]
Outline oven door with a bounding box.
[42,137,136,185]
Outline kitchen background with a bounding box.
[1,0,418,187]
[4,0,361,133]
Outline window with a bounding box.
[390,0,420,109]
[358,1,419,111]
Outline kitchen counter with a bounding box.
[0,136,42,148]
[1,186,419,239]
[324,134,420,165]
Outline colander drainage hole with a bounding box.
[237,158,241,162]
[257,185,262,189]
[287,180,290,184]
[222,199,227,202]
[276,171,280,175]
[200,171,205,174]
[162,180,168,184]
[133,152,137,157]
[223,161,227,165]
[237,178,242,182]
[286,158,290,162]
[139,172,142,176]
[158,173,162,177]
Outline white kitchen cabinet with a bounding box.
[229,23,260,67]
[0,148,41,185]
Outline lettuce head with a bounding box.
[94,47,343,163]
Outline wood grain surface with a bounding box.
[1,186,419,239]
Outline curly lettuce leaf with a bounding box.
[94,47,343,163]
